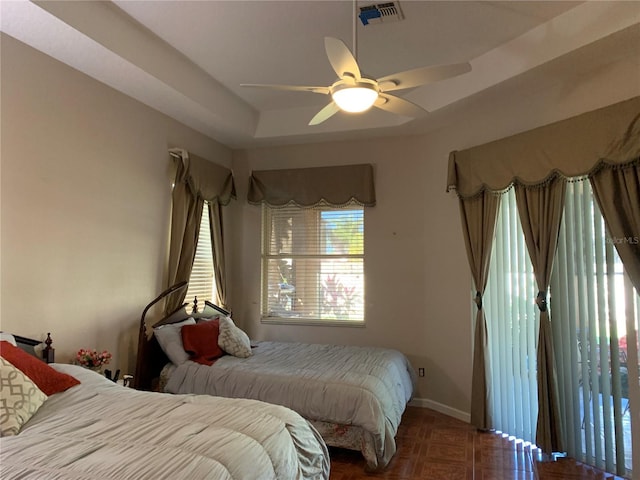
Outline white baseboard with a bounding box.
[408,397,471,423]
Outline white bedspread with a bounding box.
[1,364,329,480]
[165,341,415,470]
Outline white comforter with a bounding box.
[1,364,329,480]
[165,341,415,470]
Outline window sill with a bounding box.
[260,317,365,328]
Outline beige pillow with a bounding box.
[218,317,252,358]
[0,357,48,436]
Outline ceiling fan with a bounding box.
[241,36,472,125]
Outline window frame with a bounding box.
[260,203,366,327]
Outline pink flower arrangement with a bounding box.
[76,348,112,368]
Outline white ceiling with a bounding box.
[1,1,639,148]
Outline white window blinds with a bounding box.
[261,202,364,323]
[185,203,216,310]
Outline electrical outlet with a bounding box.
[418,368,424,377]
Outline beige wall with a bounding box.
[0,34,232,374]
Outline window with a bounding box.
[185,203,216,310]
[261,201,364,324]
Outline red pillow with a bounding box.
[181,320,224,366]
[0,341,80,395]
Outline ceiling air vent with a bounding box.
[358,2,404,26]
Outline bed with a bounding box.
[135,298,416,471]
[0,333,330,480]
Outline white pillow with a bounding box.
[0,332,17,346]
[0,357,48,436]
[218,317,252,358]
[153,318,196,365]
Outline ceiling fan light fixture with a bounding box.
[242,36,471,125]
[331,82,379,113]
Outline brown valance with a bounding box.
[447,96,640,198]
[170,148,236,205]
[248,164,376,207]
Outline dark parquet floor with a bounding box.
[329,406,628,480]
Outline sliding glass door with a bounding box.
[485,189,538,444]
[551,180,637,477]
[484,182,638,478]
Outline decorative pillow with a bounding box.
[0,357,48,436]
[0,341,79,395]
[153,318,196,365]
[0,332,17,347]
[181,320,224,366]
[218,317,252,358]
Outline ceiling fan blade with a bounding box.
[375,93,427,118]
[309,102,340,126]
[241,84,330,95]
[377,62,472,92]
[324,37,361,80]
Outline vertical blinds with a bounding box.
[551,180,636,477]
[486,182,637,477]
[262,203,364,322]
[485,188,539,444]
